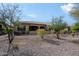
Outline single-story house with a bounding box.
[15,21,49,34]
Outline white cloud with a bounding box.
[27,14,38,19]
[61,3,76,13]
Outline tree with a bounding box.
[0,4,21,55]
[68,4,79,37]
[69,4,79,21]
[50,16,67,39]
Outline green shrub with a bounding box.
[71,22,79,33]
[3,29,7,34]
[0,28,7,34]
[71,29,76,33]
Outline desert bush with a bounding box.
[7,43,19,56]
[60,28,68,34]
[71,22,79,33]
[12,44,19,52]
[37,29,48,39]
[71,22,79,37]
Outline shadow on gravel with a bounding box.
[2,54,8,56]
[43,39,60,45]
[59,38,66,40]
[71,40,79,44]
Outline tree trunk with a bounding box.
[56,33,60,39]
[72,33,75,37]
[41,35,44,39]
[76,32,78,37]
[7,32,15,55]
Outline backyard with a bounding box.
[0,3,79,56]
[0,34,79,56]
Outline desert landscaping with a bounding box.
[1,3,79,56]
[0,34,79,56]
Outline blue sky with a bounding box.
[19,3,76,25]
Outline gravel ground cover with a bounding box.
[0,34,79,56]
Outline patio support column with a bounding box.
[38,26,40,29]
[26,25,29,31]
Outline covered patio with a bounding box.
[15,21,49,34]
